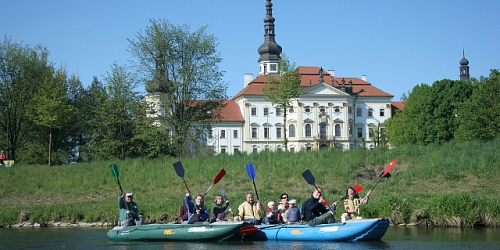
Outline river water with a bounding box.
[0,226,499,249]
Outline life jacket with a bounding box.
[287,207,300,223]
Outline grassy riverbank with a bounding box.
[1,139,500,228]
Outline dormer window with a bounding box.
[304,107,311,113]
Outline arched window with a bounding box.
[289,124,296,137]
[335,124,341,137]
[305,124,312,137]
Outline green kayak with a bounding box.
[107,221,252,242]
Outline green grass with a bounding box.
[1,138,500,227]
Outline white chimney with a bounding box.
[362,75,366,81]
[244,73,253,87]
[327,70,335,77]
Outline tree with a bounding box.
[87,63,142,160]
[128,19,228,156]
[0,37,52,160]
[456,70,500,141]
[262,54,302,150]
[386,79,473,146]
[27,68,77,166]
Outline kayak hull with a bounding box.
[107,221,251,242]
[246,218,389,242]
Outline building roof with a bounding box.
[218,100,245,122]
[232,66,393,99]
[391,102,406,110]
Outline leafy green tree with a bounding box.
[87,63,142,160]
[128,19,228,156]
[456,69,500,141]
[27,68,77,165]
[386,79,473,146]
[262,54,302,150]
[0,37,52,160]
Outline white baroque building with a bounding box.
[206,0,393,155]
[147,0,395,155]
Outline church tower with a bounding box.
[459,50,470,81]
[258,0,282,76]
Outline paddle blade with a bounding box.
[246,163,256,180]
[110,164,119,179]
[301,169,316,186]
[354,184,363,193]
[173,161,185,178]
[381,160,396,177]
[213,169,226,185]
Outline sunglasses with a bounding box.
[281,196,288,199]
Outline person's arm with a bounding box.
[199,206,209,221]
[118,194,126,209]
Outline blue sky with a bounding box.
[1,0,499,101]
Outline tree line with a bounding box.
[0,19,227,165]
[385,69,500,146]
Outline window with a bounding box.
[305,107,311,113]
[253,147,258,153]
[251,107,257,116]
[208,130,213,138]
[220,130,226,139]
[380,109,385,116]
[335,124,341,137]
[233,130,238,139]
[348,107,352,114]
[289,124,296,137]
[264,107,269,116]
[356,107,362,117]
[252,128,257,138]
[357,127,362,138]
[306,147,312,152]
[270,64,277,71]
[320,108,325,113]
[335,108,340,113]
[234,147,239,153]
[264,127,269,138]
[368,108,373,117]
[369,127,374,138]
[276,128,282,138]
[305,124,312,137]
[290,147,295,153]
[349,125,353,136]
[221,148,226,154]
[276,107,282,116]
[289,108,294,114]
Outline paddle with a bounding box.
[332,184,363,212]
[301,169,335,212]
[246,163,259,200]
[220,186,234,215]
[203,169,226,196]
[110,163,128,210]
[360,160,396,204]
[173,161,190,193]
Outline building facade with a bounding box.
[205,0,394,155]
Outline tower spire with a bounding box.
[258,0,282,76]
[459,49,470,81]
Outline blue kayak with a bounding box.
[242,218,389,241]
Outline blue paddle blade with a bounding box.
[246,163,256,180]
[173,161,185,178]
[302,169,316,186]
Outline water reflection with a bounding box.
[0,226,498,249]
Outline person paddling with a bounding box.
[118,192,142,227]
[185,191,209,224]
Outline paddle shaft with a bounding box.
[221,186,234,215]
[252,180,259,201]
[115,177,129,211]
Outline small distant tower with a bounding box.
[258,0,282,76]
[459,50,470,81]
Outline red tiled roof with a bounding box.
[232,66,393,99]
[391,102,406,110]
[219,100,244,122]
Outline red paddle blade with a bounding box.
[213,169,226,185]
[382,160,396,177]
[240,226,259,235]
[354,184,363,193]
[322,200,331,206]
